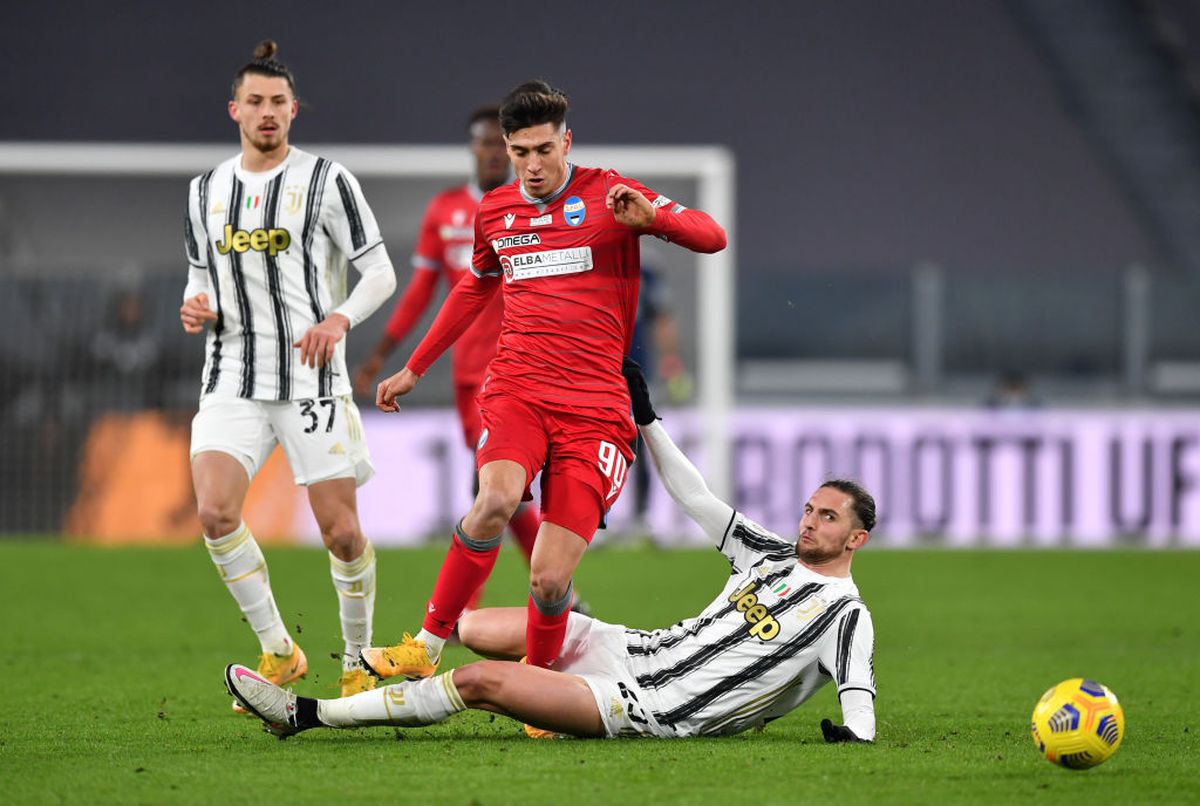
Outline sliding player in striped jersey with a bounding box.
[182,41,396,708]
[226,361,877,743]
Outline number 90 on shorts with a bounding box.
[190,394,375,487]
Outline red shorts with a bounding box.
[454,382,483,449]
[475,391,636,541]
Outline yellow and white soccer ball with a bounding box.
[1030,678,1124,769]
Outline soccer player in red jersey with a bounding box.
[361,80,726,681]
[352,108,544,602]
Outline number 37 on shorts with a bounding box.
[598,441,629,502]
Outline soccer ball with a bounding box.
[1030,678,1124,769]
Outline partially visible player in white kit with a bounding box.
[226,362,877,743]
[182,40,397,707]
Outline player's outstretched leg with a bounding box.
[226,659,604,739]
[359,520,500,680]
[362,461,525,679]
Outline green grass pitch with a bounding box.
[1,542,1197,804]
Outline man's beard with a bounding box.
[247,128,284,154]
[796,541,843,566]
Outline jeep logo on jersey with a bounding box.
[215,225,291,257]
[727,580,781,641]
[492,233,542,251]
[563,195,586,226]
[499,247,593,283]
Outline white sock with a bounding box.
[329,542,376,670]
[416,628,445,663]
[204,523,291,656]
[317,673,465,728]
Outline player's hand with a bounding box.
[820,718,871,744]
[377,367,420,413]
[606,183,656,229]
[294,313,350,369]
[353,354,384,397]
[180,293,218,334]
[622,357,659,425]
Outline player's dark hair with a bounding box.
[821,479,877,532]
[232,40,297,99]
[498,80,569,135]
[468,105,501,132]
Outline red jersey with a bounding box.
[408,165,726,411]
[382,184,503,386]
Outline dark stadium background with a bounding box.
[0,1,1163,269]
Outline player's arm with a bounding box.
[297,167,398,369]
[818,607,877,744]
[624,358,734,541]
[377,210,502,412]
[376,267,500,412]
[353,201,445,394]
[180,180,217,334]
[353,268,439,395]
[605,176,726,253]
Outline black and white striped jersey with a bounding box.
[184,148,384,400]
[623,512,876,737]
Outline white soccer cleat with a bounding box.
[224,663,307,738]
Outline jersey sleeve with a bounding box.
[819,605,877,697]
[325,165,386,261]
[612,172,726,254]
[639,420,734,543]
[717,513,798,573]
[470,207,502,278]
[406,269,500,376]
[183,178,210,300]
[819,604,876,740]
[184,178,207,270]
[384,268,440,342]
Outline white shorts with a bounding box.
[190,394,374,487]
[558,613,672,739]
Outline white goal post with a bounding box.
[0,142,736,499]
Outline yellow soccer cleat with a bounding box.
[359,633,439,681]
[524,723,566,740]
[337,667,377,697]
[232,642,308,714]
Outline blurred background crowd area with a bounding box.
[4,0,1200,541]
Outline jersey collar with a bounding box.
[235,146,297,182]
[519,163,576,207]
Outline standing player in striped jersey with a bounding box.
[226,361,877,742]
[361,80,726,685]
[181,41,397,707]
[351,107,547,610]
